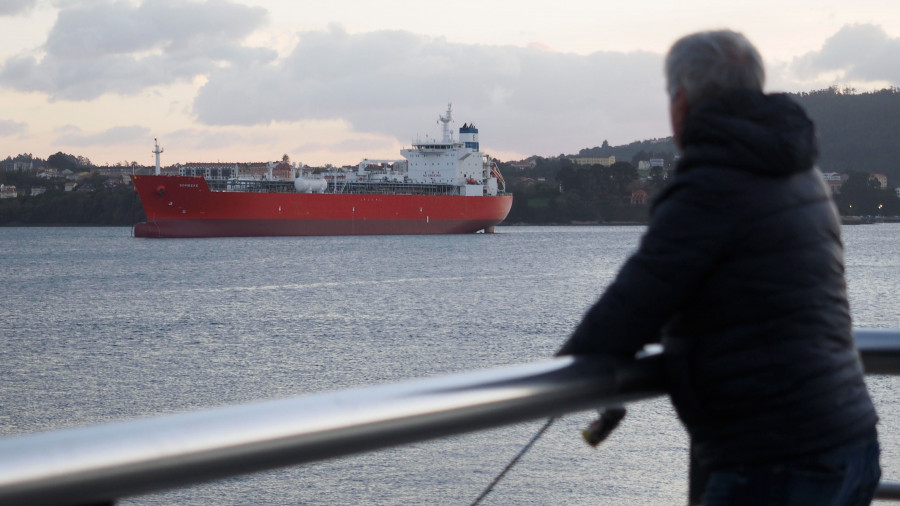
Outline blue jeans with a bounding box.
[700,431,881,505]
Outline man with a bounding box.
[557,30,880,505]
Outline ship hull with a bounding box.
[132,175,512,238]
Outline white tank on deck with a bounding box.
[294,177,328,193]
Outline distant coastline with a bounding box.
[842,216,900,225]
[6,218,900,228]
[503,221,647,227]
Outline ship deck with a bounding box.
[206,179,510,197]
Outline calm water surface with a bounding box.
[2,225,899,505]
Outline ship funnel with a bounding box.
[459,123,479,151]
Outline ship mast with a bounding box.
[153,138,164,176]
[439,103,453,143]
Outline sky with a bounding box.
[1,0,899,168]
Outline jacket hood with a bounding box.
[677,90,818,177]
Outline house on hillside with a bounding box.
[13,160,33,172]
[570,156,616,167]
[631,189,648,206]
[821,172,847,194]
[179,161,290,180]
[510,159,537,170]
[180,162,238,180]
[638,158,665,170]
[272,162,293,179]
[0,184,17,199]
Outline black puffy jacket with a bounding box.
[558,90,877,466]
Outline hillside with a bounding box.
[575,138,677,166]
[499,87,900,224]
[792,87,900,182]
[569,87,900,185]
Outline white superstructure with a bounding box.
[337,104,504,196]
[398,104,502,196]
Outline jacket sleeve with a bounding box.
[557,176,733,357]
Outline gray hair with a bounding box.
[665,30,765,104]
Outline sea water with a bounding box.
[2,225,899,505]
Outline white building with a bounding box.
[0,184,17,199]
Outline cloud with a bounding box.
[0,119,28,136]
[192,26,669,158]
[55,125,151,145]
[331,136,397,152]
[165,127,256,151]
[792,24,900,83]
[0,0,36,16]
[0,0,274,100]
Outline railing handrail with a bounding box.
[0,328,896,505]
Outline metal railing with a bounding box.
[0,328,897,505]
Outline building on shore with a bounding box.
[822,172,848,194]
[569,156,616,167]
[0,184,17,199]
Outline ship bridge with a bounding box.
[402,104,490,188]
[410,142,458,151]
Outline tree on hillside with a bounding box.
[609,161,638,194]
[47,152,78,172]
[793,87,900,181]
[833,171,891,215]
[649,166,666,190]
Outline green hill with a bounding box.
[792,87,900,183]
[572,87,900,186]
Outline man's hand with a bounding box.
[582,406,627,447]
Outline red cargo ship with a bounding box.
[132,105,512,238]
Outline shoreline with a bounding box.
[841,216,900,225]
[3,217,900,228]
